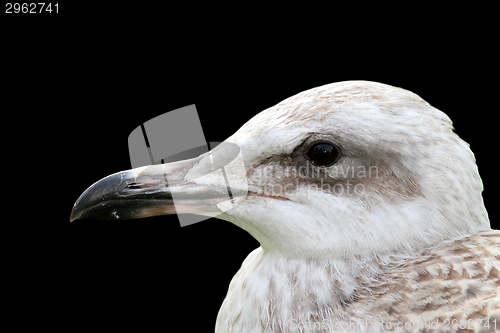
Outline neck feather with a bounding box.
[217,247,417,332]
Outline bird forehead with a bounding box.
[272,81,433,125]
[228,81,450,164]
[245,81,432,130]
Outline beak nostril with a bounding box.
[126,181,163,189]
[126,182,145,189]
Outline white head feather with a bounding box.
[208,80,490,259]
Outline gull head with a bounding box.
[70,81,490,259]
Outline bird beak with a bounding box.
[70,142,248,223]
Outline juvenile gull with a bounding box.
[71,81,499,333]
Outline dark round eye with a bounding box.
[306,142,340,166]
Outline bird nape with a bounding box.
[71,81,499,333]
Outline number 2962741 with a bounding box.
[5,3,58,14]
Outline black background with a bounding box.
[3,5,498,331]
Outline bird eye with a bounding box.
[306,142,340,166]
